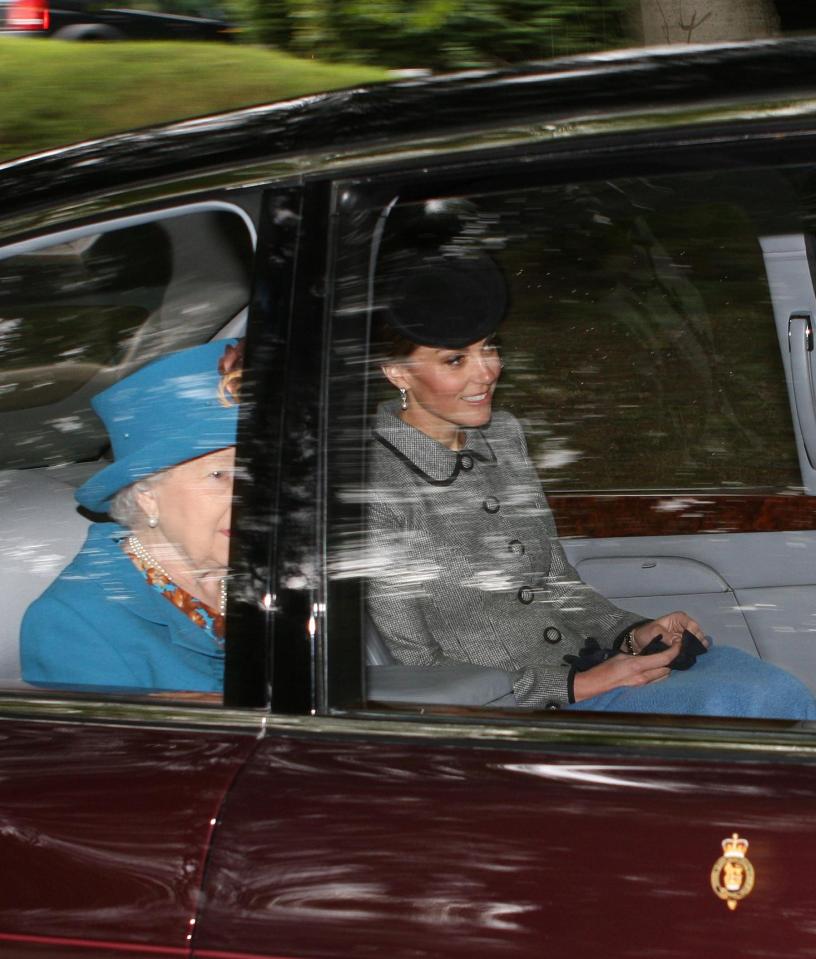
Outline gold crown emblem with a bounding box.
[721,833,749,858]
[711,833,755,910]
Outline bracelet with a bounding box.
[624,630,639,655]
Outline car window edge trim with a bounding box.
[4,94,814,247]
[0,198,257,262]
[0,694,269,733]
[285,712,816,760]
[0,170,301,248]
[282,100,816,181]
[2,695,812,758]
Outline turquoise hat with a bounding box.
[76,339,239,514]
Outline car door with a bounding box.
[0,180,274,957]
[196,111,816,958]
[0,709,261,959]
[194,722,816,959]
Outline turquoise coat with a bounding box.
[21,523,224,692]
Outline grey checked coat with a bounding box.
[366,401,643,708]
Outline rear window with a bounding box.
[0,205,253,469]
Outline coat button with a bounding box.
[543,626,562,644]
[517,587,534,605]
[459,454,474,470]
[508,539,525,556]
[483,496,500,513]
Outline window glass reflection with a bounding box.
[0,206,253,694]
[330,164,816,718]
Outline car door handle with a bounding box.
[788,312,816,467]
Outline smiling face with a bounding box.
[134,447,236,585]
[383,337,502,448]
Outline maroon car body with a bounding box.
[4,38,816,959]
[0,714,256,957]
[1,710,815,958]
[196,730,816,959]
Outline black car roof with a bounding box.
[4,37,816,215]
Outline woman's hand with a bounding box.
[572,644,680,703]
[631,611,707,652]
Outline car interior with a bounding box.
[7,158,816,711]
[341,162,816,706]
[0,203,254,682]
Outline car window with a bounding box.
[325,157,816,720]
[359,171,802,496]
[491,176,797,495]
[0,204,253,469]
[0,201,256,698]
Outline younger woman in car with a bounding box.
[21,339,242,692]
[367,254,816,718]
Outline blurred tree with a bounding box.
[255,0,632,69]
[219,0,257,36]
[246,0,295,45]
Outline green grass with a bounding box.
[0,38,389,161]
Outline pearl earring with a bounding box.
[399,387,408,411]
[148,515,159,529]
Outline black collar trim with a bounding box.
[373,431,496,487]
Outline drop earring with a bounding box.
[399,387,408,411]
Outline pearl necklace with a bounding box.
[128,535,227,615]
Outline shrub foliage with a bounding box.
[240,0,633,69]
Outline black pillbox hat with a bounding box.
[381,254,508,348]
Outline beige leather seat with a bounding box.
[0,469,89,680]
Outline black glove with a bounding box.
[564,630,707,672]
[640,629,708,670]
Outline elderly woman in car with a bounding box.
[367,254,816,719]
[21,339,243,692]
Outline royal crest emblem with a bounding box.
[710,833,755,910]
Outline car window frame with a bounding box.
[0,190,278,716]
[223,182,319,711]
[0,199,257,262]
[316,116,816,744]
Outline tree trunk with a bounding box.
[637,0,780,44]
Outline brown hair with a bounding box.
[370,317,420,363]
[217,338,245,406]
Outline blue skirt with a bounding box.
[564,646,816,720]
